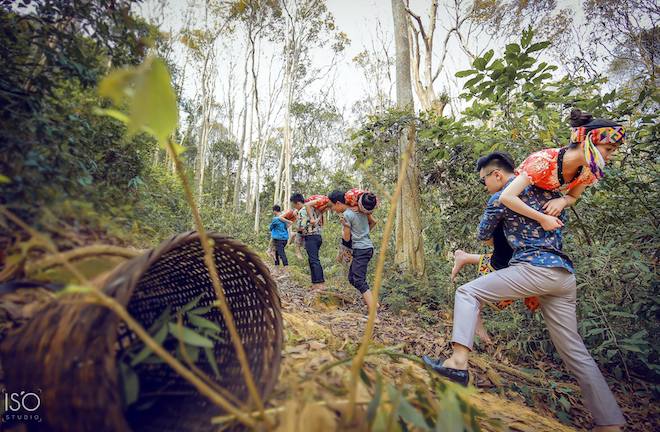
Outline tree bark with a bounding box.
[196,50,214,206]
[392,0,426,277]
[233,37,252,211]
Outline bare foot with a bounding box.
[475,322,492,345]
[442,356,468,370]
[451,249,469,282]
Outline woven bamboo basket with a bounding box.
[1,231,283,431]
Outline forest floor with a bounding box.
[265,258,658,431]
[1,223,657,431]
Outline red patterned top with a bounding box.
[516,148,598,192]
[281,209,298,221]
[305,194,331,210]
[344,188,364,207]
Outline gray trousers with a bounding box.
[452,263,625,426]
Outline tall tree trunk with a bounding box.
[233,44,251,211]
[196,52,213,206]
[282,57,295,210]
[223,156,232,208]
[273,138,285,206]
[245,90,255,213]
[392,0,426,277]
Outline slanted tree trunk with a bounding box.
[392,0,425,277]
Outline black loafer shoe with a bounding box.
[422,355,470,386]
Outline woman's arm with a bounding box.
[342,224,351,242]
[542,184,587,216]
[305,201,318,224]
[277,215,292,226]
[500,175,563,231]
[367,214,377,230]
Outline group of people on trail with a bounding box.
[269,108,627,430]
[269,188,380,314]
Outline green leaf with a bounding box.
[482,49,494,66]
[359,368,372,387]
[131,323,169,366]
[188,314,221,332]
[620,344,643,353]
[464,75,484,88]
[168,323,214,347]
[181,294,205,312]
[435,392,462,432]
[505,43,521,55]
[208,332,227,344]
[527,41,551,53]
[119,361,139,407]
[473,57,487,71]
[521,26,533,48]
[628,329,648,339]
[455,69,477,78]
[608,311,637,319]
[172,141,186,155]
[128,58,178,143]
[177,344,200,362]
[57,284,93,296]
[490,59,505,71]
[93,107,130,124]
[367,374,383,425]
[147,305,172,333]
[98,67,137,105]
[205,347,221,379]
[397,397,430,430]
[558,396,571,412]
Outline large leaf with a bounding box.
[464,75,484,88]
[505,43,521,56]
[367,374,383,425]
[188,314,221,332]
[434,393,463,432]
[455,69,477,78]
[128,58,178,143]
[168,323,214,347]
[526,41,551,53]
[481,49,494,66]
[131,323,169,366]
[397,397,430,431]
[521,26,533,48]
[98,67,137,105]
[119,361,139,407]
[181,294,205,313]
[204,347,221,379]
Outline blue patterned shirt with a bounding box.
[477,179,574,273]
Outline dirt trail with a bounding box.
[268,264,656,431]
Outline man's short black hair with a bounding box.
[328,190,346,204]
[272,205,281,212]
[475,151,516,173]
[360,192,377,211]
[290,193,305,204]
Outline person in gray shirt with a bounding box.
[328,190,378,318]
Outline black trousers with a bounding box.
[273,239,288,266]
[348,248,373,294]
[303,234,324,283]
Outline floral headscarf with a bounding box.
[570,121,625,179]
